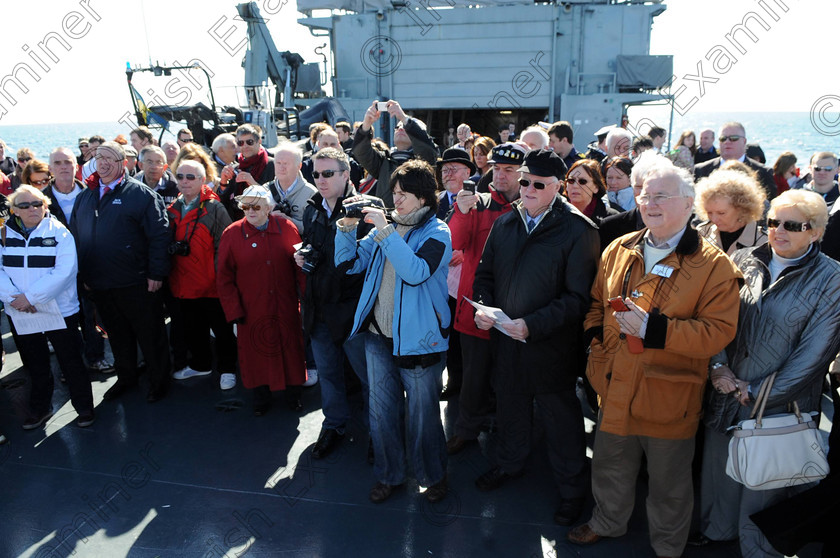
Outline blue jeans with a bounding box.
[365,333,447,487]
[309,321,368,431]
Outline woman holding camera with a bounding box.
[335,159,452,504]
[166,160,238,390]
[699,189,840,556]
[217,185,306,415]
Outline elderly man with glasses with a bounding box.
[472,149,599,526]
[69,141,171,403]
[568,160,742,558]
[694,121,776,200]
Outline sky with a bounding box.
[0,0,835,127]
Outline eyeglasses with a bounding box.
[237,139,257,147]
[18,157,31,163]
[767,218,812,232]
[518,178,553,190]
[30,178,51,186]
[176,173,200,181]
[14,201,44,209]
[566,177,590,186]
[813,166,836,172]
[78,144,89,149]
[637,194,685,206]
[239,203,263,211]
[441,166,465,175]
[312,169,338,179]
[718,135,744,143]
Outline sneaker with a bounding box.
[23,410,54,430]
[220,373,236,390]
[302,369,319,387]
[0,431,7,445]
[173,366,212,380]
[47,341,55,354]
[89,358,115,374]
[77,412,96,428]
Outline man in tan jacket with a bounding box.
[568,161,742,558]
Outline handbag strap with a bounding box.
[749,372,777,426]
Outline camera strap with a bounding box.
[179,201,206,244]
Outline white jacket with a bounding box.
[0,215,79,317]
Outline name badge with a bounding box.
[112,199,122,205]
[651,264,674,278]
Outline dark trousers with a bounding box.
[179,297,237,374]
[14,314,93,417]
[445,296,463,389]
[496,388,588,499]
[161,282,187,371]
[91,284,170,392]
[78,286,104,363]
[454,333,493,439]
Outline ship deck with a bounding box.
[0,315,827,557]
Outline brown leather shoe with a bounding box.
[445,435,475,455]
[567,524,601,546]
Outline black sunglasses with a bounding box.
[767,218,812,232]
[566,177,590,186]
[175,173,200,181]
[15,201,44,209]
[18,157,31,163]
[718,135,743,143]
[237,139,257,147]
[519,178,552,190]
[312,170,338,179]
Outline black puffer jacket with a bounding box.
[300,184,377,342]
[69,172,170,290]
[472,196,600,393]
[705,242,840,432]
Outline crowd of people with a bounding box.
[1,101,839,557]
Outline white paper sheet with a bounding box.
[5,299,66,335]
[464,297,526,343]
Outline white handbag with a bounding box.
[725,372,830,490]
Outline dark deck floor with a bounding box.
[0,315,827,558]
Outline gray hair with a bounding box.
[211,133,236,153]
[49,146,77,164]
[176,158,206,178]
[631,150,668,187]
[139,145,166,162]
[644,160,695,199]
[606,128,633,153]
[770,189,829,240]
[520,126,549,149]
[274,141,304,166]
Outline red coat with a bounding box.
[167,186,231,299]
[448,189,513,338]
[216,215,306,390]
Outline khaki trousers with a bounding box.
[588,427,695,557]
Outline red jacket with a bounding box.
[448,189,514,338]
[166,185,231,299]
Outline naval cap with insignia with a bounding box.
[487,142,528,166]
[517,148,568,179]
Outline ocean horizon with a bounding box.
[0,111,836,174]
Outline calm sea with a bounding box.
[0,112,836,172]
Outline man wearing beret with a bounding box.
[70,141,172,402]
[472,148,600,525]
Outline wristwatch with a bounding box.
[710,362,726,371]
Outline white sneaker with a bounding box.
[220,373,236,390]
[303,368,319,387]
[173,366,212,380]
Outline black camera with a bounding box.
[297,245,321,274]
[344,197,385,219]
[168,241,191,257]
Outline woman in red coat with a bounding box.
[217,185,306,415]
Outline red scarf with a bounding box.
[238,148,269,185]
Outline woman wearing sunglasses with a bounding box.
[20,159,52,192]
[694,169,767,257]
[217,185,306,415]
[11,147,34,191]
[563,159,618,224]
[698,189,840,556]
[335,159,452,504]
[0,185,94,429]
[166,160,238,392]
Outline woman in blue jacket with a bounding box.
[335,160,452,504]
